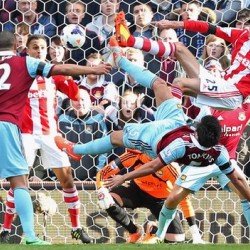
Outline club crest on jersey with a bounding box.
[94,91,102,98]
[177,104,182,109]
[162,149,172,158]
[157,170,163,176]
[180,174,187,181]
[238,112,246,121]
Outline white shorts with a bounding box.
[22,133,71,169]
[196,65,243,110]
[175,160,239,192]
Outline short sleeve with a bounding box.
[26,56,53,78]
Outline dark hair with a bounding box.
[46,36,69,63]
[237,8,250,21]
[196,115,221,148]
[131,1,152,14]
[26,34,47,47]
[0,31,16,50]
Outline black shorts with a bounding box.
[111,181,184,234]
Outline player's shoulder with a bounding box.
[1,55,27,68]
[1,54,23,61]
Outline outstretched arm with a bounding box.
[104,157,164,189]
[151,20,184,30]
[53,76,80,101]
[152,19,243,44]
[50,63,112,77]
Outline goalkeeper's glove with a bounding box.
[97,187,115,210]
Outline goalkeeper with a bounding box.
[96,149,203,244]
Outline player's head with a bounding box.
[196,115,221,148]
[26,34,47,61]
[0,31,17,51]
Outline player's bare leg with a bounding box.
[114,11,201,96]
[144,184,191,243]
[107,37,183,107]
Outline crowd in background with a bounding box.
[1,0,250,181]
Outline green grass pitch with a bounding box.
[2,244,250,250]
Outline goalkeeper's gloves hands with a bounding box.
[97,187,115,210]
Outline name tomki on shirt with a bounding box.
[187,153,215,163]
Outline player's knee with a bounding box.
[59,176,74,188]
[172,77,184,89]
[152,77,167,90]
[175,42,186,55]
[166,195,179,208]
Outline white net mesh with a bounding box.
[1,0,250,245]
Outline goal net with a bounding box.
[0,0,250,244]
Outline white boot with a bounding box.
[189,225,206,244]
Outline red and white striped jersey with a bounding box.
[184,20,250,98]
[21,75,79,135]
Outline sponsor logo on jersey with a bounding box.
[27,90,48,98]
[141,180,163,189]
[235,53,250,69]
[221,124,243,135]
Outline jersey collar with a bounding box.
[0,51,15,56]
[190,134,210,151]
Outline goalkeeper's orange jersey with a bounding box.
[96,149,194,219]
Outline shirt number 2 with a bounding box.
[0,63,11,90]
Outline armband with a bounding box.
[207,24,216,34]
[36,62,46,76]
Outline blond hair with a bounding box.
[201,34,230,70]
[126,48,143,57]
[14,22,30,35]
[66,0,86,12]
